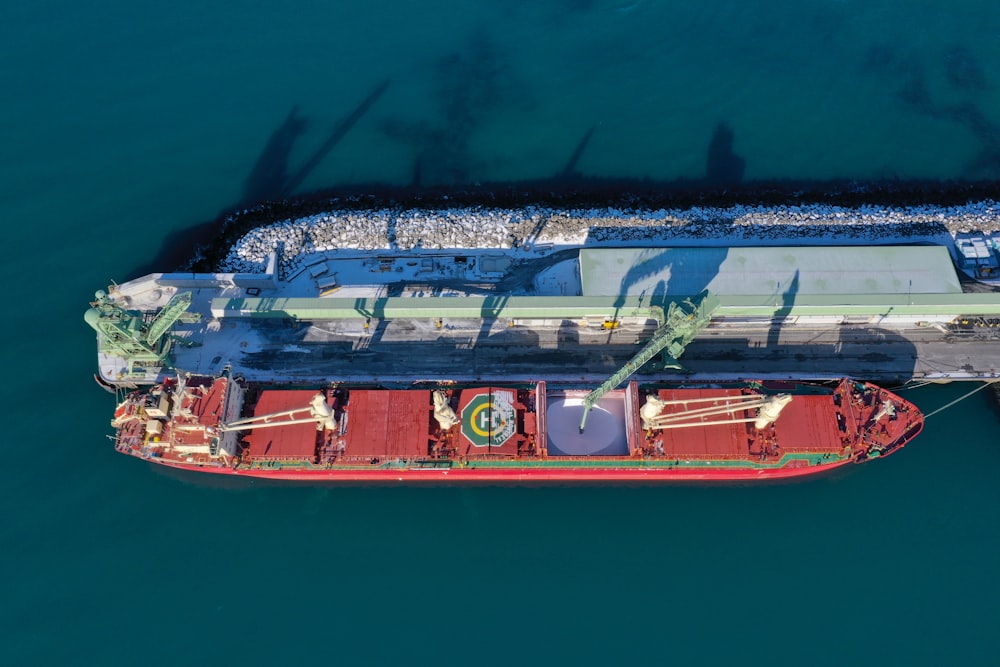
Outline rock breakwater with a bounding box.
[217,201,1000,279]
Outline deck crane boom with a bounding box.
[218,393,336,432]
[639,393,793,430]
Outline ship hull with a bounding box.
[112,375,924,483]
[149,456,856,482]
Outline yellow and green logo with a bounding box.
[460,389,517,447]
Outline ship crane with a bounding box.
[219,393,336,432]
[640,393,793,430]
[579,291,719,432]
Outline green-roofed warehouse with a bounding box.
[207,245,1000,322]
[578,246,962,298]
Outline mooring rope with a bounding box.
[894,380,934,391]
[924,380,1000,420]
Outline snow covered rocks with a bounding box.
[218,200,1000,276]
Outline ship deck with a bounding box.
[116,374,923,482]
[244,390,320,460]
[342,390,431,458]
[651,388,755,459]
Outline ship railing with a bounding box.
[463,453,518,460]
[329,456,423,467]
[244,456,319,467]
[245,458,318,470]
[247,455,318,461]
[408,460,454,469]
[116,434,142,450]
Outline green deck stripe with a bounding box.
[239,452,847,472]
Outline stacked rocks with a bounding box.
[218,200,1000,276]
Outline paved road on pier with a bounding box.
[200,317,1000,384]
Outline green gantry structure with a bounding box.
[84,290,201,379]
[578,291,720,431]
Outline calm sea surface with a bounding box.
[2,2,999,664]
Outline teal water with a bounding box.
[3,2,999,664]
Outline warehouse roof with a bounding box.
[578,246,961,297]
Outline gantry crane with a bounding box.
[579,291,719,432]
[84,289,201,378]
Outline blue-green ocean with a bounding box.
[3,2,999,664]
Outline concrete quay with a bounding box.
[164,316,1000,386]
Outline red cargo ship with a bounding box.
[110,372,923,482]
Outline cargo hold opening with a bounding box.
[544,389,632,456]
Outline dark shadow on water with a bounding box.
[898,85,1000,177]
[870,41,1000,178]
[896,75,934,112]
[379,31,531,186]
[130,57,1000,279]
[128,80,390,280]
[862,43,922,81]
[242,106,308,204]
[283,79,390,196]
[954,103,1000,176]
[943,45,987,92]
[124,28,1000,282]
[130,218,222,279]
[562,127,595,178]
[240,79,389,206]
[706,122,745,185]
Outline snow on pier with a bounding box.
[219,200,1000,279]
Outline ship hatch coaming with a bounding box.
[339,389,431,461]
[232,387,436,465]
[243,390,324,462]
[642,388,751,459]
[637,383,862,461]
[545,390,631,456]
[230,386,543,466]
